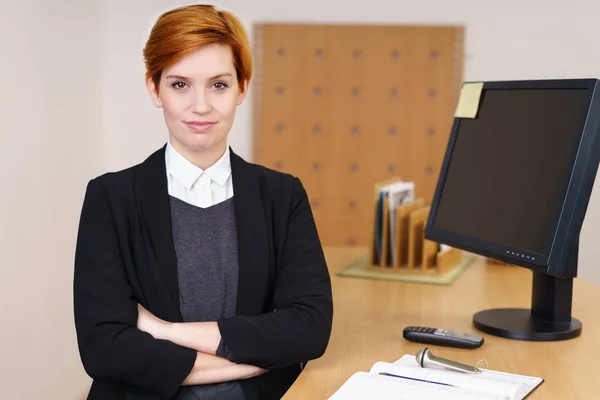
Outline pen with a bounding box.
[378,372,457,387]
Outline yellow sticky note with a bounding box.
[455,82,484,118]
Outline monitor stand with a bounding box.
[472,238,582,341]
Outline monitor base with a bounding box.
[473,260,582,341]
[473,308,582,341]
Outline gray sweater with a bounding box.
[170,196,245,400]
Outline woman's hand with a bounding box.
[182,352,268,386]
[136,304,171,341]
[136,305,222,355]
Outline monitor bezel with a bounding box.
[424,78,600,277]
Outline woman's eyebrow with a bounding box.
[165,73,233,81]
[165,74,189,80]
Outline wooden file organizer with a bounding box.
[368,179,463,275]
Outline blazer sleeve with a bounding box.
[217,177,333,370]
[73,178,196,397]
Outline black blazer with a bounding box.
[73,145,333,399]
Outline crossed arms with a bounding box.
[73,177,333,398]
[135,306,266,386]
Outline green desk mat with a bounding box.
[336,253,475,285]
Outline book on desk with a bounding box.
[329,354,543,400]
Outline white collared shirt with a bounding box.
[165,142,233,208]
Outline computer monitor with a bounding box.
[424,78,600,341]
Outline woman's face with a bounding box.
[146,43,247,158]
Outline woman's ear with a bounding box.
[146,76,163,108]
[236,80,249,106]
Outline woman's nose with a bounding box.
[192,91,212,114]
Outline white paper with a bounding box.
[387,182,415,266]
[394,355,542,400]
[370,361,518,400]
[377,181,415,266]
[328,371,504,400]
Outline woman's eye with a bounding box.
[213,81,229,90]
[171,81,188,90]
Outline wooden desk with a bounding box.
[283,247,600,399]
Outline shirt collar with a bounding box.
[165,141,231,189]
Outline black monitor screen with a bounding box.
[432,88,590,255]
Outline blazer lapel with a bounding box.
[230,149,270,315]
[134,145,182,319]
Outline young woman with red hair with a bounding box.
[73,5,333,400]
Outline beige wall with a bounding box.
[2,0,600,398]
[102,0,600,170]
[103,0,600,282]
[0,0,103,398]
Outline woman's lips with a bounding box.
[186,121,216,133]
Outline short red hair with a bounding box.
[143,4,252,93]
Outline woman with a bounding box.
[73,4,333,400]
